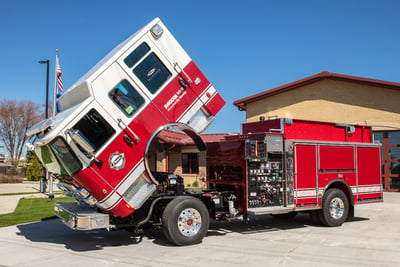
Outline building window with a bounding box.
[182,153,199,174]
[373,131,400,191]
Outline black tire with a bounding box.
[309,210,323,225]
[320,189,349,227]
[162,196,209,246]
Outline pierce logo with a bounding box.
[147,67,157,77]
[109,152,126,170]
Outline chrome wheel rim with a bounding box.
[177,208,202,237]
[330,197,345,219]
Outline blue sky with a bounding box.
[1,0,399,134]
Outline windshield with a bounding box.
[35,137,82,177]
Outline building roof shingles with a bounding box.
[156,130,235,145]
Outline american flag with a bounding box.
[56,53,63,93]
[53,49,63,116]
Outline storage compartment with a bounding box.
[55,202,110,230]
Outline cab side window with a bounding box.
[124,42,150,68]
[109,79,145,116]
[133,52,171,94]
[72,109,115,154]
[124,42,171,94]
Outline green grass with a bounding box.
[0,197,75,227]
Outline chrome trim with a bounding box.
[55,202,110,230]
[144,122,205,184]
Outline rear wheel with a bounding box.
[320,188,349,227]
[309,210,323,225]
[162,196,209,246]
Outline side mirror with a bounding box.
[68,130,95,154]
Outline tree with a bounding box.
[25,151,43,181]
[0,100,43,173]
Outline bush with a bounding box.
[25,152,44,181]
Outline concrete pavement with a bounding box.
[0,181,60,214]
[0,192,398,266]
[0,181,42,194]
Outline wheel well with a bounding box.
[325,181,354,217]
[144,123,206,184]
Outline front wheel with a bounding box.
[321,188,349,227]
[162,196,209,246]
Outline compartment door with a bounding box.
[294,144,318,207]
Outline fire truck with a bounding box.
[27,18,382,246]
[207,118,382,226]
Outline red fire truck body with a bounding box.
[207,118,382,221]
[27,17,225,222]
[27,18,382,246]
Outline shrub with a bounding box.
[25,152,44,181]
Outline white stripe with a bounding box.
[178,84,215,123]
[116,161,145,195]
[296,189,317,198]
[96,161,146,210]
[178,98,203,123]
[200,86,216,104]
[96,191,121,211]
[357,185,382,193]
[316,185,381,196]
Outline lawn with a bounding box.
[0,197,75,227]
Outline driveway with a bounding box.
[0,193,398,266]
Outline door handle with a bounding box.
[117,119,140,144]
[174,62,192,84]
[123,134,134,147]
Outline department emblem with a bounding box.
[109,152,126,170]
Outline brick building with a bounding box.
[233,71,400,191]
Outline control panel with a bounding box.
[245,137,285,209]
[247,159,284,208]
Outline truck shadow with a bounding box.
[208,213,309,237]
[16,219,146,251]
[207,213,369,237]
[16,213,369,251]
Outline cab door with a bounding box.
[117,34,200,124]
[90,62,168,185]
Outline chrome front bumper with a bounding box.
[55,202,110,230]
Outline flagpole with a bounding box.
[52,49,58,117]
[48,48,59,199]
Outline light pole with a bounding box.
[38,60,49,119]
